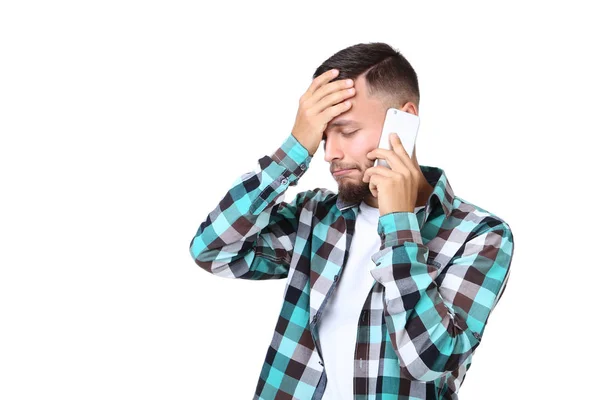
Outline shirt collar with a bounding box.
[335,164,455,222]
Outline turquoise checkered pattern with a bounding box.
[190,133,514,399]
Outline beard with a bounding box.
[336,172,372,205]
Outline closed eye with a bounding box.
[322,130,359,149]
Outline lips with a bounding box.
[332,168,356,176]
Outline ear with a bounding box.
[401,101,419,116]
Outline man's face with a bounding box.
[322,73,391,205]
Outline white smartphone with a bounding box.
[374,108,420,169]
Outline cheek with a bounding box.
[350,136,374,169]
[349,136,371,156]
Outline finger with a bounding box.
[363,166,395,182]
[313,82,355,114]
[323,99,353,123]
[306,69,339,96]
[389,132,411,162]
[368,174,380,198]
[370,183,377,198]
[389,133,417,173]
[313,77,353,104]
[364,168,390,198]
[366,148,402,171]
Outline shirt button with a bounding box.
[281,178,288,185]
[300,163,306,170]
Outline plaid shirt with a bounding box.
[190,133,514,399]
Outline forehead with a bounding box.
[322,118,359,141]
[324,74,388,133]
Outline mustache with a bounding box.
[330,161,373,172]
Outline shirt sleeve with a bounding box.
[369,211,514,381]
[189,133,314,280]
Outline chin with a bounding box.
[337,180,371,205]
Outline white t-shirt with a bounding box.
[319,201,426,400]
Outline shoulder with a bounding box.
[451,195,513,241]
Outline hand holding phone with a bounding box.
[374,108,420,169]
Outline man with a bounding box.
[189,42,514,399]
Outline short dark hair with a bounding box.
[313,42,420,110]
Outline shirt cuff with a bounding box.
[269,133,312,185]
[377,211,423,248]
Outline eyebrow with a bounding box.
[322,119,359,139]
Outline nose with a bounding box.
[323,135,343,163]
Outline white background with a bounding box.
[1,1,597,399]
